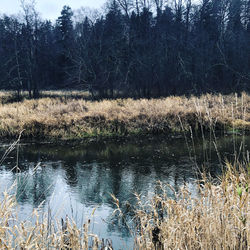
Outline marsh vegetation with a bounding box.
[0,91,249,140]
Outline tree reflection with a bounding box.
[0,135,249,237]
[15,164,54,207]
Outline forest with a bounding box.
[0,0,250,99]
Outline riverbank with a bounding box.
[0,91,249,140]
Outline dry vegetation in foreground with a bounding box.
[124,161,250,250]
[0,91,249,139]
[0,190,100,249]
[0,162,249,249]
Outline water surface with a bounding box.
[0,134,249,249]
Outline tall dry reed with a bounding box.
[0,189,101,249]
[123,161,249,250]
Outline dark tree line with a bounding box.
[0,0,250,98]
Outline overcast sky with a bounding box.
[1,0,106,20]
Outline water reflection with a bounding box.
[0,134,249,249]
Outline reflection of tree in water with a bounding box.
[9,135,249,173]
[15,164,54,207]
[1,136,249,200]
[61,157,199,235]
[0,135,249,238]
[64,163,78,187]
[67,158,195,209]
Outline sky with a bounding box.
[1,0,106,20]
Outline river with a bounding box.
[0,134,249,249]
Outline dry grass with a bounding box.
[0,91,249,139]
[114,161,250,250]
[0,189,101,249]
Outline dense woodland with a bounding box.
[0,0,250,99]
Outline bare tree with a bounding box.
[20,0,40,97]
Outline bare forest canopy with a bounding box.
[0,0,250,99]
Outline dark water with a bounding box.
[0,134,249,249]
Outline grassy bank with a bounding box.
[0,162,249,249]
[0,91,249,140]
